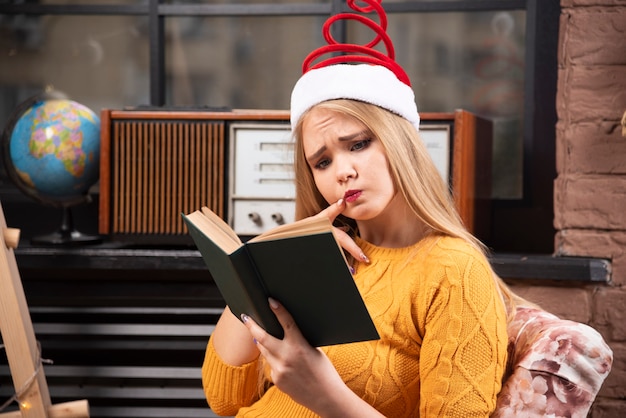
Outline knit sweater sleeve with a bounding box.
[417,242,508,417]
[201,336,261,416]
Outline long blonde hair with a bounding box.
[254,99,531,394]
[292,99,529,318]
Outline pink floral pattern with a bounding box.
[493,307,613,418]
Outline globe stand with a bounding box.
[31,206,102,246]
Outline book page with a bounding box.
[250,216,331,242]
[199,207,242,244]
[185,210,242,254]
[251,216,349,267]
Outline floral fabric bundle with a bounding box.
[493,307,613,417]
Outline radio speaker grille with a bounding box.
[104,119,225,236]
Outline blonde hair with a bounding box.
[292,99,530,317]
[255,99,532,394]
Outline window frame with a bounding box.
[0,0,559,253]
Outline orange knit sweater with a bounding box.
[202,235,508,417]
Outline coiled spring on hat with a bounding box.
[302,0,411,86]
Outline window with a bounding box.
[0,0,559,253]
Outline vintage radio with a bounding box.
[98,109,491,244]
[98,109,290,244]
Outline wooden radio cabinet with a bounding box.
[98,109,491,244]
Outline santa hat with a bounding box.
[290,0,420,132]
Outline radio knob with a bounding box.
[248,212,262,226]
[271,213,285,225]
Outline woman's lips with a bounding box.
[344,190,362,203]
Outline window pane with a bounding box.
[166,11,525,199]
[0,14,149,117]
[0,0,145,3]
[0,15,149,184]
[165,15,326,110]
[35,0,143,6]
[162,0,324,3]
[0,8,526,200]
[353,11,526,198]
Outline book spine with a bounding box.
[231,247,284,339]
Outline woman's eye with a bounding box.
[314,159,330,170]
[351,138,371,151]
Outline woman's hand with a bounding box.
[242,298,384,418]
[242,298,342,410]
[314,199,369,265]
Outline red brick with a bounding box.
[559,8,626,66]
[556,0,626,411]
[594,287,626,341]
[557,66,626,123]
[591,397,626,417]
[556,121,626,175]
[505,284,591,323]
[554,175,626,229]
[555,229,621,258]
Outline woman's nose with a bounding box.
[335,158,357,183]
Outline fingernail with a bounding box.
[268,297,279,309]
[241,313,249,323]
[337,198,344,206]
[253,338,258,345]
[349,266,355,274]
[360,253,370,263]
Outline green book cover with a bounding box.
[182,207,379,347]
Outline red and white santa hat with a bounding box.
[290,0,420,132]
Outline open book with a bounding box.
[182,207,379,347]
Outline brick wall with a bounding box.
[514,0,626,415]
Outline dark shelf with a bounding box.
[489,253,610,283]
[13,241,611,283]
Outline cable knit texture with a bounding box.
[202,235,508,417]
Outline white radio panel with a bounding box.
[229,123,295,234]
[420,124,451,184]
[231,124,295,198]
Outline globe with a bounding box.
[2,91,102,244]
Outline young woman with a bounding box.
[201,61,525,417]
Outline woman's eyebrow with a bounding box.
[306,145,327,164]
[306,130,370,163]
[338,130,369,142]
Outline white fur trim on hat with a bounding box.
[290,64,420,132]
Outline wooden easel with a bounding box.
[0,202,89,418]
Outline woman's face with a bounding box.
[301,106,399,222]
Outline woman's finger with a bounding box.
[240,299,307,349]
[333,226,370,265]
[267,297,309,344]
[315,199,370,265]
[240,312,274,355]
[314,198,346,223]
